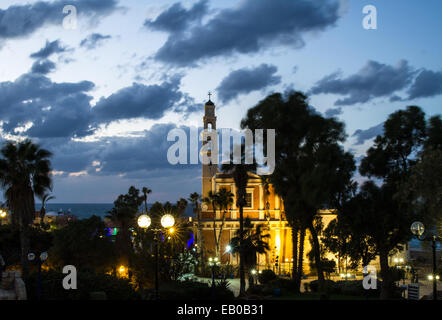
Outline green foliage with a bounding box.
[258,269,277,285]
[155,279,234,300]
[398,148,442,236]
[241,91,355,288]
[48,215,117,272]
[0,224,53,266]
[229,218,270,269]
[0,139,53,275]
[107,186,145,263]
[309,280,341,294]
[258,278,298,296]
[25,270,140,300]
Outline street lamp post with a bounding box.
[208,257,220,299]
[137,213,175,300]
[410,221,441,300]
[251,269,257,285]
[27,252,48,300]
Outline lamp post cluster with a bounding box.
[250,269,261,285]
[410,221,441,300]
[208,257,220,299]
[27,252,48,300]
[137,213,175,300]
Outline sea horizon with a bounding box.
[34,203,194,219]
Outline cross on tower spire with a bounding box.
[208,91,212,101]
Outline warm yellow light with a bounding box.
[394,258,398,263]
[285,258,288,262]
[118,266,126,273]
[275,232,280,252]
[428,275,434,280]
[399,258,404,263]
[137,215,151,228]
[251,269,256,275]
[168,227,175,234]
[161,214,175,228]
[0,210,7,218]
[209,257,213,262]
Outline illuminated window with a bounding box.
[245,192,253,208]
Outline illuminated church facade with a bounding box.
[197,98,337,274]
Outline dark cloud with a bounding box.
[0,72,95,138]
[31,59,56,74]
[153,0,341,66]
[41,138,103,173]
[310,60,416,106]
[97,124,184,175]
[216,64,281,103]
[80,33,112,50]
[40,123,199,177]
[92,77,183,122]
[352,122,384,145]
[324,107,342,118]
[144,0,208,32]
[407,69,442,100]
[389,95,403,102]
[30,40,67,59]
[0,0,118,43]
[0,65,192,138]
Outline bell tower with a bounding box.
[202,93,218,197]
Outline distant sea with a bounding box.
[34,203,194,220]
[35,203,114,219]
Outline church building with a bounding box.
[196,98,338,275]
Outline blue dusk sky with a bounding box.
[0,0,441,203]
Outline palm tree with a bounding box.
[202,190,219,256]
[142,187,152,214]
[214,188,234,259]
[0,140,52,276]
[38,192,55,225]
[229,218,270,289]
[188,192,204,269]
[106,186,144,267]
[176,198,188,217]
[221,145,256,296]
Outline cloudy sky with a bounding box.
[0,0,441,203]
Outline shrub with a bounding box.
[157,279,234,300]
[25,270,140,300]
[308,280,340,294]
[258,269,277,285]
[247,284,265,295]
[260,278,298,296]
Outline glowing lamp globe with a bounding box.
[40,252,48,261]
[410,221,425,237]
[161,214,175,228]
[137,215,151,229]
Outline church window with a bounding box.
[245,192,253,208]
